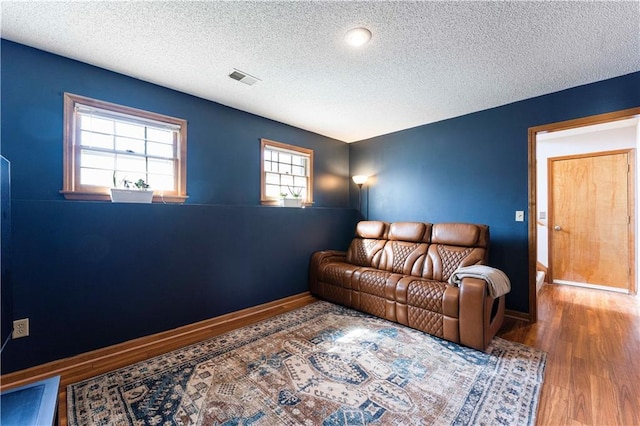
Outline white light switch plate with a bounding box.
[515,211,525,222]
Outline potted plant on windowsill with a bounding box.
[283,186,303,207]
[110,174,153,203]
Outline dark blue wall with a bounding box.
[1,40,357,373]
[349,72,640,313]
[2,38,639,374]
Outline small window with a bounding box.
[261,139,313,206]
[61,93,188,203]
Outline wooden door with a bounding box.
[549,150,633,291]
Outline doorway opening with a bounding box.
[527,107,640,322]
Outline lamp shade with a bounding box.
[352,175,369,185]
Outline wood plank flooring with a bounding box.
[498,283,640,426]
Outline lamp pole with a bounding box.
[352,175,368,219]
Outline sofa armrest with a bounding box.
[311,250,347,265]
[309,250,347,294]
[458,277,505,351]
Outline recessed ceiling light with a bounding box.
[344,27,372,48]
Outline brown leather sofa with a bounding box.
[309,221,505,351]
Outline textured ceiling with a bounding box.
[2,1,639,143]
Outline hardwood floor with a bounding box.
[498,283,640,426]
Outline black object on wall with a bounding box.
[1,155,12,352]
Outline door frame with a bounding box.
[527,107,640,322]
[547,149,635,290]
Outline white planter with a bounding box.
[110,188,154,203]
[283,198,303,207]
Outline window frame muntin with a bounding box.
[260,138,314,206]
[61,93,188,203]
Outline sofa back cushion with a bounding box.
[355,221,389,239]
[422,223,489,281]
[346,221,389,267]
[431,223,488,248]
[378,222,431,276]
[387,222,431,243]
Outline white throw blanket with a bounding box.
[448,265,511,298]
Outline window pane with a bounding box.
[264,160,272,172]
[79,115,91,130]
[265,172,280,185]
[292,155,305,166]
[265,184,281,198]
[281,174,294,186]
[80,167,113,187]
[278,153,291,164]
[147,142,174,158]
[264,150,272,161]
[115,121,145,139]
[83,116,113,134]
[292,166,305,176]
[278,163,291,174]
[80,130,113,149]
[148,158,174,175]
[147,128,173,144]
[294,176,307,187]
[117,154,146,173]
[81,150,115,170]
[147,174,174,191]
[116,137,145,154]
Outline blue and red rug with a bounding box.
[68,301,546,425]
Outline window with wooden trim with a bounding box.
[61,93,188,203]
[261,139,313,206]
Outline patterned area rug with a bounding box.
[68,302,546,425]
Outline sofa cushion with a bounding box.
[354,268,393,297]
[315,262,360,306]
[317,262,359,288]
[374,222,432,276]
[351,268,403,322]
[395,278,448,338]
[379,240,428,276]
[345,221,389,267]
[421,223,489,281]
[355,221,388,239]
[422,244,487,281]
[313,281,352,307]
[387,222,431,242]
[431,223,488,248]
[346,238,386,267]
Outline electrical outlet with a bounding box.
[13,318,29,338]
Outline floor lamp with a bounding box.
[352,175,369,217]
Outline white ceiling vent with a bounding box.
[229,69,261,86]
